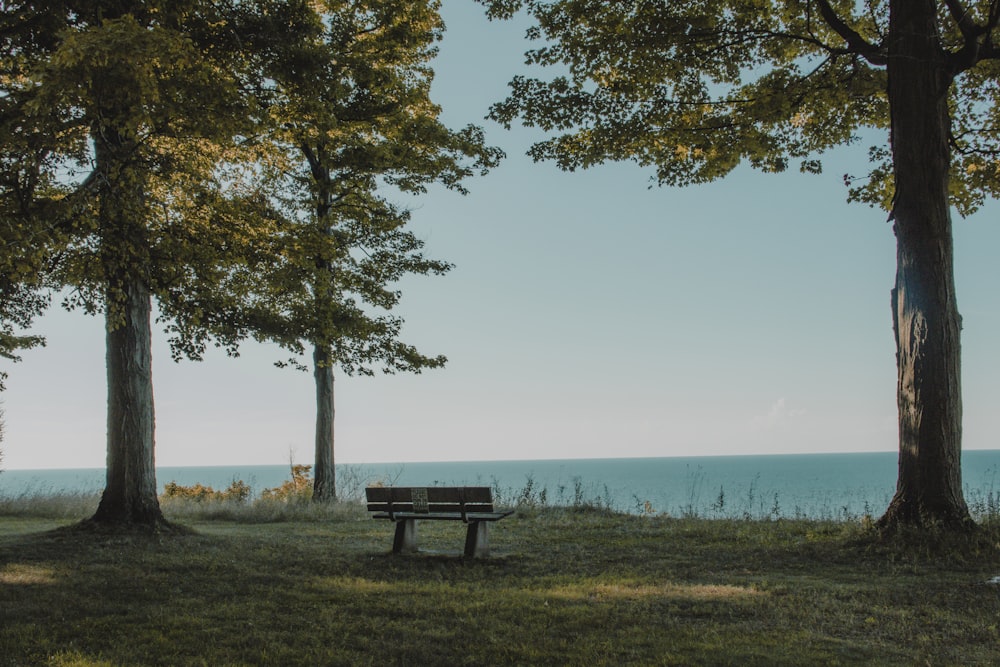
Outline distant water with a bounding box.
[3,451,1000,519]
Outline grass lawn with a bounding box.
[1,502,999,666]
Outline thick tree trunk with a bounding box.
[312,345,336,501]
[91,275,166,526]
[878,0,971,530]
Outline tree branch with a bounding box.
[991,0,1000,31]
[976,0,1000,60]
[813,0,887,65]
[944,0,985,39]
[945,0,1000,70]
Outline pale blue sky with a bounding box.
[3,1,998,470]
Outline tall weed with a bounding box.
[0,490,99,519]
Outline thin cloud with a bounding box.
[751,398,806,430]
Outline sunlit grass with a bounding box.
[544,580,765,602]
[0,562,59,585]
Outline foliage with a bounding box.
[3,513,1000,665]
[0,3,273,332]
[260,464,314,503]
[481,0,1000,215]
[161,465,316,506]
[161,480,251,504]
[241,0,504,377]
[0,1,332,376]
[0,281,47,392]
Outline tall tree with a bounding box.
[483,0,1000,530]
[0,1,286,527]
[247,0,502,501]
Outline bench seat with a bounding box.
[369,511,511,522]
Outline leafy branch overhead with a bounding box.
[483,0,1000,215]
[0,2,290,356]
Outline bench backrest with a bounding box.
[365,486,496,520]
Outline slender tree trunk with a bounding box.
[878,0,970,530]
[313,344,336,501]
[310,155,337,502]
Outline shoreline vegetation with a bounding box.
[2,467,1000,664]
[4,462,1000,524]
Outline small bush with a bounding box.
[155,465,383,523]
[261,464,313,503]
[161,480,252,503]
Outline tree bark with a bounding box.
[878,0,971,530]
[92,275,165,526]
[309,152,338,502]
[312,344,336,501]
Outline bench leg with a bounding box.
[393,519,418,554]
[464,521,490,558]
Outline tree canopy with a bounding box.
[249,0,501,377]
[485,0,1000,210]
[0,1,277,349]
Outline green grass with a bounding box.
[2,497,1000,666]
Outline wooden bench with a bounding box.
[365,486,513,558]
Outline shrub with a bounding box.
[261,464,313,503]
[161,479,251,503]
